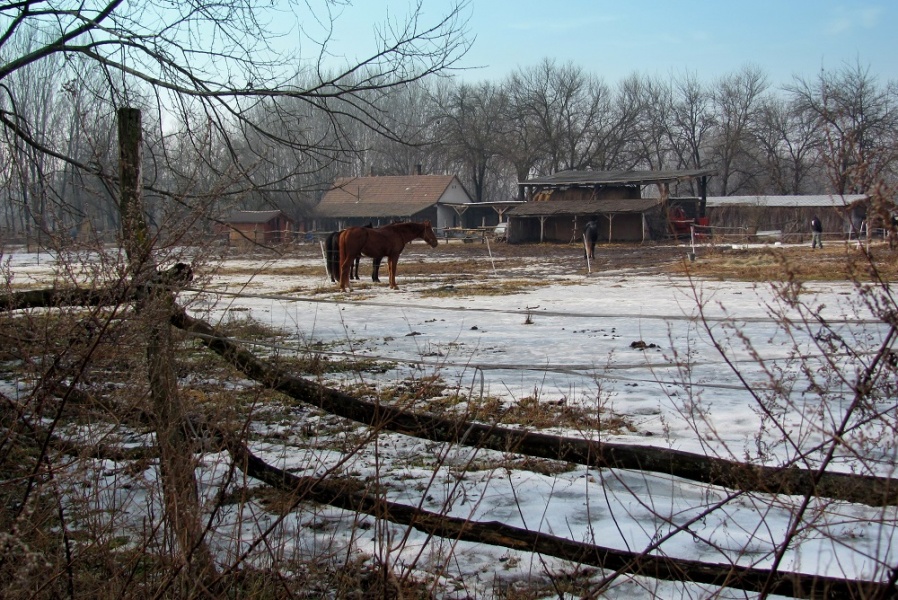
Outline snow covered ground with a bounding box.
[6,245,897,598]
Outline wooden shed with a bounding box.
[313,175,475,232]
[509,169,716,244]
[705,194,870,241]
[219,210,295,246]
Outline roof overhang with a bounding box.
[313,202,434,219]
[705,194,869,209]
[222,210,290,224]
[509,197,663,217]
[519,169,717,189]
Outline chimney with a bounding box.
[414,164,422,176]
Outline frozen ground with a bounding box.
[5,243,897,598]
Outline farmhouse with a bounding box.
[507,169,716,244]
[705,194,871,241]
[218,209,295,246]
[313,174,478,232]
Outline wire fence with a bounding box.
[685,222,894,251]
[181,284,881,396]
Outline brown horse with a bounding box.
[325,224,381,283]
[338,220,439,291]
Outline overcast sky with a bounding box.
[317,1,897,86]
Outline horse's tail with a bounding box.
[325,231,340,282]
[337,228,364,289]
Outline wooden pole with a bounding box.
[118,108,219,594]
[485,236,497,275]
[583,234,591,274]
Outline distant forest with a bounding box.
[2,52,895,241]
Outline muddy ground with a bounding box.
[232,237,898,283]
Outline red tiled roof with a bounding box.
[315,175,463,219]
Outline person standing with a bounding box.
[811,215,823,249]
[583,219,598,260]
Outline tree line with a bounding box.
[0,4,896,245]
[336,59,898,204]
[4,5,898,598]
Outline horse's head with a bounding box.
[421,220,439,248]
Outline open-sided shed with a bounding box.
[705,194,870,240]
[508,169,716,244]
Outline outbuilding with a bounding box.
[313,174,476,232]
[705,194,870,242]
[218,210,295,246]
[508,169,716,244]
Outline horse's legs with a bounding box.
[388,256,399,289]
[338,246,353,292]
[371,258,381,282]
[326,232,339,282]
[351,257,360,280]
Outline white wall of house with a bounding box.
[440,180,473,204]
[434,178,473,230]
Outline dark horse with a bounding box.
[583,219,599,260]
[338,220,439,291]
[325,224,381,283]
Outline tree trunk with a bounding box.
[118,107,218,595]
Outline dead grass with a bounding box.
[217,239,898,285]
[422,278,553,298]
[215,264,324,277]
[669,242,898,282]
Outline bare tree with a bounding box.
[352,80,437,177]
[0,0,470,230]
[749,96,823,194]
[603,73,651,171]
[628,74,677,171]
[510,59,613,174]
[667,70,716,194]
[708,64,769,195]
[500,73,546,199]
[433,80,508,202]
[0,1,470,596]
[787,61,898,195]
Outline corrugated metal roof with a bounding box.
[706,194,868,208]
[509,197,663,217]
[223,210,289,224]
[315,175,468,219]
[520,169,717,187]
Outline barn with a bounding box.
[313,174,476,232]
[705,194,870,242]
[507,169,716,244]
[218,210,295,246]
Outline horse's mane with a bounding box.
[391,220,433,230]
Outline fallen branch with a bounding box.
[0,268,190,312]
[10,287,893,508]
[172,308,898,508]
[0,287,123,311]
[227,432,893,600]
